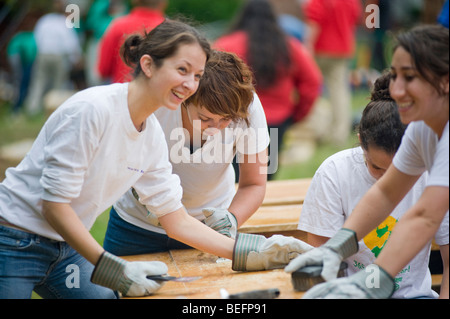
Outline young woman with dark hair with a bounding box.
[286,25,449,299]
[0,19,210,299]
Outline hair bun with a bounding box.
[121,34,144,67]
[370,72,394,102]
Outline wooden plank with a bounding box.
[431,274,443,294]
[239,204,302,234]
[122,249,304,299]
[432,274,443,287]
[262,178,312,206]
[235,178,312,206]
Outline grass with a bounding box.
[275,135,359,180]
[274,86,368,180]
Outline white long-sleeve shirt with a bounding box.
[0,83,183,241]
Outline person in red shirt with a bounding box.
[303,0,362,145]
[97,0,167,83]
[214,0,322,180]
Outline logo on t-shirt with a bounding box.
[363,216,398,257]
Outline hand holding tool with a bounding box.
[91,251,168,297]
[291,262,348,291]
[285,228,358,281]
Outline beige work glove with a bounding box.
[232,233,313,271]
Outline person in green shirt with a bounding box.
[7,31,37,114]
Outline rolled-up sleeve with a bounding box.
[132,130,184,217]
[40,103,102,203]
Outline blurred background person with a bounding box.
[214,0,322,180]
[269,0,309,42]
[84,0,127,87]
[6,20,37,116]
[302,0,362,146]
[97,0,167,83]
[24,0,82,116]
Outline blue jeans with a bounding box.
[103,207,192,256]
[0,225,117,299]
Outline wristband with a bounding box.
[232,233,266,271]
[324,228,359,259]
[91,251,130,293]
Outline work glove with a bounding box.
[232,233,313,271]
[203,207,238,239]
[91,251,168,297]
[302,265,395,299]
[285,228,358,281]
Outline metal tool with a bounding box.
[220,288,280,299]
[146,275,201,282]
[290,262,348,291]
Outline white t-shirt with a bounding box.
[0,83,183,241]
[114,92,270,234]
[393,121,449,189]
[298,147,449,299]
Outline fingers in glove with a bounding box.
[321,253,342,281]
[140,261,169,277]
[284,250,320,273]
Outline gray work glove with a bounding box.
[233,233,313,271]
[302,265,395,299]
[91,251,168,297]
[285,228,358,281]
[203,207,238,239]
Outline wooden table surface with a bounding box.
[122,249,305,299]
[120,179,313,299]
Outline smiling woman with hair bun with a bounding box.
[0,20,211,299]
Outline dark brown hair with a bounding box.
[228,0,291,89]
[121,19,211,78]
[358,72,407,154]
[394,24,449,95]
[184,50,254,126]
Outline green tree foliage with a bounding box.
[166,0,242,24]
